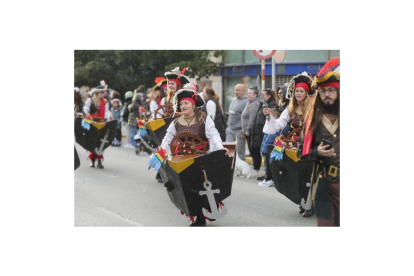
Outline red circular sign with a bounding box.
[252,50,276,60]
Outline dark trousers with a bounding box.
[263,154,272,181]
[247,136,262,171]
[316,179,340,227]
[115,128,122,141]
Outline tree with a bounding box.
[74,50,225,97]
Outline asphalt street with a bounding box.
[74,141,317,227]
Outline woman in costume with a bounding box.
[264,72,315,216]
[151,83,229,226]
[83,85,111,168]
[158,67,191,117]
[150,77,168,119]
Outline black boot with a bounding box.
[302,208,314,217]
[90,157,95,168]
[97,159,104,169]
[298,206,305,214]
[156,172,163,183]
[190,213,206,227]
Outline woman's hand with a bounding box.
[221,147,230,156]
[245,132,250,137]
[317,142,335,157]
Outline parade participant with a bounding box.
[150,77,168,119]
[201,86,226,141]
[264,72,314,136]
[225,83,248,160]
[300,57,340,227]
[264,72,314,216]
[74,87,83,117]
[158,67,191,116]
[83,84,111,169]
[241,86,262,178]
[150,83,229,226]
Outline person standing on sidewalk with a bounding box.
[111,98,123,146]
[241,86,262,178]
[202,87,226,141]
[300,57,340,227]
[122,91,134,148]
[225,83,248,160]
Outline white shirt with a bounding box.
[205,100,216,120]
[160,115,224,157]
[150,100,158,119]
[268,108,290,133]
[83,98,110,120]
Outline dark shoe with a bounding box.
[257,175,265,181]
[190,216,206,227]
[97,159,104,169]
[90,159,95,167]
[298,206,305,214]
[157,178,163,183]
[302,209,314,217]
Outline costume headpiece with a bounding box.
[153,77,168,91]
[286,72,314,99]
[312,57,340,89]
[173,83,205,113]
[164,67,191,88]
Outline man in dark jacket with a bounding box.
[121,91,134,148]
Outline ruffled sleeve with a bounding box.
[205,115,223,152]
[160,119,177,157]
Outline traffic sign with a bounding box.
[252,50,276,60]
[274,50,286,63]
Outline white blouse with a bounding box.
[150,100,158,118]
[83,98,110,120]
[160,115,224,157]
[205,100,216,120]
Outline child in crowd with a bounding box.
[258,108,288,187]
[111,98,123,146]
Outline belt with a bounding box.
[327,165,339,178]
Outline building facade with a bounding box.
[196,50,340,113]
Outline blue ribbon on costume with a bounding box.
[81,116,92,131]
[148,146,168,172]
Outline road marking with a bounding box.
[96,207,144,226]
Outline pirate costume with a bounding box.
[155,84,226,226]
[159,67,191,114]
[299,58,340,226]
[83,81,111,168]
[267,72,315,217]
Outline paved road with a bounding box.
[74,142,316,227]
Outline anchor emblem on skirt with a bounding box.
[95,130,110,155]
[199,170,227,219]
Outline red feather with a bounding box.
[154,77,165,84]
[317,57,340,78]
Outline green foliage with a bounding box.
[74,50,226,95]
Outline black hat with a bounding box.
[164,67,191,88]
[153,77,168,91]
[173,83,205,113]
[286,72,315,99]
